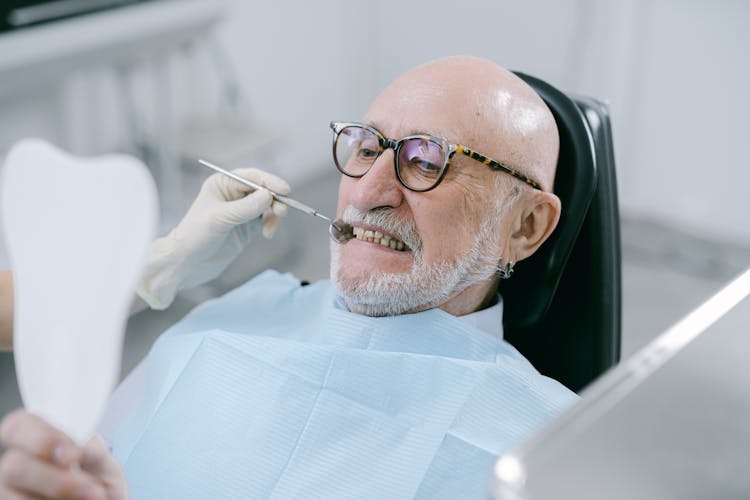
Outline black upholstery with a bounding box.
[502,72,622,393]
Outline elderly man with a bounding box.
[0,56,575,499]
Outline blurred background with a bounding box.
[0,0,748,415]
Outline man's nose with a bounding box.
[348,149,404,210]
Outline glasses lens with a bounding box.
[334,126,381,176]
[397,138,446,190]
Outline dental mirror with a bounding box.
[329,219,354,243]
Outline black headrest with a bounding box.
[501,72,598,329]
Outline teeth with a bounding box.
[352,226,407,251]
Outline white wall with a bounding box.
[0,0,748,250]
[616,0,750,244]
[211,0,375,182]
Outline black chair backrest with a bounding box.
[502,72,622,392]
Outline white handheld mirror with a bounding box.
[1,139,158,444]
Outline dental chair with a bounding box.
[502,73,622,393]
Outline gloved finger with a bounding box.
[231,167,291,196]
[271,200,288,217]
[262,211,281,239]
[221,188,273,226]
[207,172,254,202]
[209,167,291,203]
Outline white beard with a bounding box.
[330,206,503,317]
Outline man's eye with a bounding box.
[358,148,379,159]
[410,158,442,175]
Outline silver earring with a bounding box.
[498,261,514,280]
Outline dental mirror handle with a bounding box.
[198,159,330,220]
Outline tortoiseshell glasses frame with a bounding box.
[330,121,543,192]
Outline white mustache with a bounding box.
[342,206,422,253]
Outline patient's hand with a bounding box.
[0,410,128,499]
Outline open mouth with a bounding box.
[351,225,409,251]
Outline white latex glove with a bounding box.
[136,168,290,310]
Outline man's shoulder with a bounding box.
[243,269,305,290]
[160,270,333,339]
[217,269,331,303]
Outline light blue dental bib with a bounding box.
[113,271,576,499]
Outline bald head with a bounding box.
[366,56,559,192]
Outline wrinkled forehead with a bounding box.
[363,76,553,170]
[363,80,478,143]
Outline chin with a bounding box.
[330,240,457,317]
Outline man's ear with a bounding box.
[508,191,561,262]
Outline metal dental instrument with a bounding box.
[198,159,352,243]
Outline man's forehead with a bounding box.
[363,85,514,149]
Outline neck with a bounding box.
[343,277,501,318]
[437,277,500,316]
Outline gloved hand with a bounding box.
[136,167,290,310]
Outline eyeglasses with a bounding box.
[330,121,543,192]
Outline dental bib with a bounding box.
[113,271,576,499]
